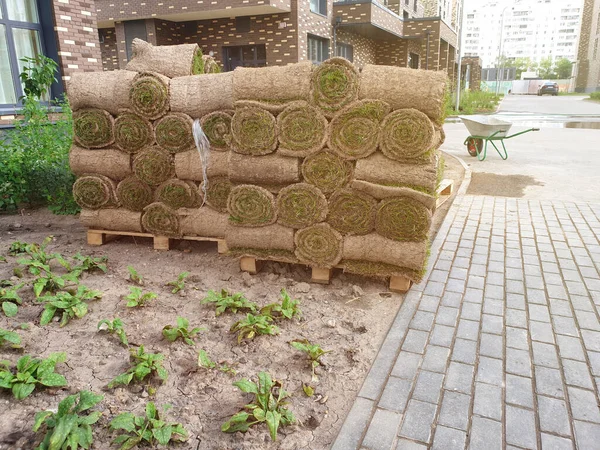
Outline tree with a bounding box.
[509,57,536,79]
[537,56,556,79]
[555,58,573,79]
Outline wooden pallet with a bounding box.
[436,179,454,208]
[87,229,228,254]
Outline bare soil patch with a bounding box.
[467,172,544,198]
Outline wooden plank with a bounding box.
[240,257,262,275]
[217,240,228,254]
[153,236,170,251]
[87,231,105,246]
[389,276,412,293]
[437,179,454,196]
[436,194,451,208]
[311,267,332,284]
[88,229,152,238]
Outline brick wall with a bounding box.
[576,0,600,92]
[297,0,334,61]
[462,56,481,91]
[99,28,118,70]
[336,30,377,68]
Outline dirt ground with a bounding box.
[467,172,544,198]
[0,153,463,450]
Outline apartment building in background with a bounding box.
[576,0,600,92]
[462,0,583,68]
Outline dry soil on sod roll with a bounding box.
[129,72,170,120]
[203,176,233,213]
[67,69,136,116]
[379,108,436,162]
[72,174,118,210]
[141,202,181,237]
[69,146,132,180]
[276,183,328,229]
[227,185,277,227]
[232,62,312,103]
[179,207,228,238]
[116,176,154,212]
[201,111,232,151]
[133,147,175,186]
[125,38,203,79]
[326,189,376,236]
[72,109,115,149]
[342,259,424,283]
[155,179,201,209]
[228,152,300,186]
[154,113,195,154]
[113,111,154,154]
[350,180,437,211]
[225,223,295,252]
[229,106,277,156]
[79,208,143,232]
[375,197,432,242]
[277,101,328,157]
[301,149,354,195]
[310,57,359,118]
[170,72,233,119]
[174,150,229,182]
[294,222,343,268]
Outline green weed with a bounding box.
[198,349,237,376]
[201,289,257,316]
[162,317,204,346]
[260,289,301,320]
[1,282,24,317]
[230,313,280,344]
[125,286,157,308]
[0,328,21,348]
[73,253,108,274]
[8,241,29,256]
[98,318,129,346]
[127,266,144,285]
[290,339,331,381]
[165,271,189,294]
[107,346,168,389]
[0,352,67,400]
[39,286,102,327]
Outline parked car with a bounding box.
[538,82,559,96]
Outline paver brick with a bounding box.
[395,439,428,450]
[506,374,534,409]
[438,391,470,430]
[444,361,475,395]
[456,319,480,341]
[378,377,412,413]
[574,309,600,331]
[529,304,551,322]
[421,346,450,373]
[530,321,556,344]
[587,351,600,376]
[568,386,600,423]
[506,308,528,328]
[468,416,502,450]
[418,295,441,312]
[476,356,503,386]
[361,408,402,450]
[429,324,454,348]
[480,333,503,358]
[541,433,575,450]
[399,400,437,443]
[473,382,502,420]
[401,330,429,354]
[552,315,579,337]
[441,291,462,308]
[330,397,374,450]
[452,338,478,364]
[412,371,444,404]
[506,405,538,449]
[391,352,422,380]
[506,326,529,350]
[574,421,600,450]
[537,395,572,437]
[556,335,587,361]
[481,314,503,335]
[460,302,482,321]
[410,311,435,332]
[431,426,466,450]
[532,342,560,368]
[506,347,532,377]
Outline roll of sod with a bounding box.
[226,224,295,252]
[73,109,114,149]
[228,152,300,186]
[133,147,175,186]
[233,99,291,115]
[201,55,221,74]
[326,189,376,235]
[227,185,277,227]
[114,111,153,153]
[342,233,428,273]
[129,72,169,120]
[73,174,117,210]
[276,183,328,229]
[233,62,312,103]
[179,207,228,238]
[277,101,328,157]
[125,38,204,78]
[328,100,391,160]
[230,106,277,155]
[342,259,424,283]
[155,179,201,209]
[69,146,132,180]
[350,180,436,211]
[294,223,343,268]
[80,209,143,233]
[379,108,436,162]
[204,176,232,213]
[67,70,136,116]
[174,150,229,181]
[116,176,153,212]
[310,57,359,118]
[170,72,234,119]
[201,111,232,151]
[375,197,432,242]
[301,149,354,195]
[155,113,195,153]
[141,202,181,237]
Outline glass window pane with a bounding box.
[6,0,39,23]
[0,25,17,104]
[12,28,46,100]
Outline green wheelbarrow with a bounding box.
[460,115,539,161]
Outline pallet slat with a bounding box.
[86,230,227,253]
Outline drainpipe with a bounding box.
[455,0,464,111]
[333,17,342,58]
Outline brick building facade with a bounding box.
[576,0,600,93]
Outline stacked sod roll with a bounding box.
[69,39,446,283]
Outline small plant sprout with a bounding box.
[21,260,78,297]
[0,256,6,263]
[222,372,295,441]
[0,328,21,348]
[302,383,314,397]
[39,285,102,327]
[107,345,168,389]
[98,318,129,346]
[260,289,302,320]
[198,349,237,376]
[0,352,67,400]
[201,289,257,316]
[166,271,189,294]
[162,317,204,346]
[73,252,108,274]
[127,265,144,285]
[290,339,331,381]
[17,236,70,269]
[33,390,104,450]
[8,241,29,256]
[125,286,157,308]
[110,402,188,449]
[230,313,280,344]
[1,282,24,317]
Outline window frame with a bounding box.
[310,0,327,17]
[307,34,330,63]
[336,42,353,62]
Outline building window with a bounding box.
[336,42,353,62]
[308,34,330,63]
[409,52,419,69]
[413,0,417,12]
[403,10,409,20]
[236,16,251,33]
[223,45,267,71]
[124,20,148,61]
[310,0,327,16]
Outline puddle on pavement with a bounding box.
[467,173,544,198]
[564,122,600,129]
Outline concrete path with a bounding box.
[498,95,600,116]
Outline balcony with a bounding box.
[333,0,404,39]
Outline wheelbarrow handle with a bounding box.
[532,128,540,131]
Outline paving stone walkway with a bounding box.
[332,195,600,450]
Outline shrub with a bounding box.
[590,92,600,101]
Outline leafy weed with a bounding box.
[230,313,279,344]
[162,317,204,346]
[201,289,257,316]
[73,253,108,274]
[125,286,157,308]
[1,282,24,317]
[0,328,21,348]
[107,346,167,389]
[0,352,67,400]
[127,266,144,285]
[260,289,301,320]
[98,318,129,347]
[166,271,189,294]
[290,339,331,381]
[39,286,102,327]
[198,349,236,376]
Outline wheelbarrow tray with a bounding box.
[459,115,512,139]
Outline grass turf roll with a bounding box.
[277,101,328,157]
[228,152,300,186]
[129,72,169,120]
[233,62,312,103]
[379,108,436,162]
[73,174,117,210]
[301,149,354,195]
[67,70,136,116]
[326,189,376,235]
[141,202,181,237]
[328,100,391,160]
[310,57,359,118]
[230,106,277,155]
[73,109,114,149]
[170,72,233,119]
[114,111,153,153]
[116,176,153,212]
[125,38,204,78]
[375,197,432,242]
[133,147,175,186]
[205,176,232,213]
[155,179,201,209]
[174,150,229,181]
[294,223,343,268]
[350,180,437,211]
[227,185,277,227]
[342,260,424,283]
[276,183,328,229]
[201,111,232,151]
[226,224,295,252]
[155,113,195,153]
[80,209,143,233]
[180,207,228,238]
[69,146,132,180]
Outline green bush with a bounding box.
[590,92,600,101]
[445,90,503,116]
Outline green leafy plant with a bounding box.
[162,317,204,346]
[0,328,21,348]
[302,383,314,397]
[107,346,168,389]
[19,55,58,101]
[8,241,29,256]
[260,289,302,320]
[33,390,103,450]
[98,318,129,346]
[39,286,102,327]
[110,402,188,449]
[201,289,257,316]
[0,256,5,263]
[198,349,237,376]
[230,313,280,344]
[18,259,78,297]
[0,352,67,400]
[290,339,331,381]
[16,236,70,269]
[166,271,189,294]
[125,286,157,308]
[1,282,24,317]
[127,266,144,285]
[222,372,295,441]
[73,253,108,274]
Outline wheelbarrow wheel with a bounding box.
[466,138,483,157]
